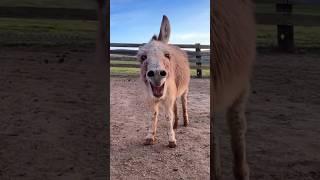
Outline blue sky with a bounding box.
[110,0,210,45]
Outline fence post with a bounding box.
[276,0,294,51]
[195,43,202,78]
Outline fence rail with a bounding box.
[0,6,97,20]
[110,43,210,78]
[111,43,210,49]
[0,6,319,25]
[256,13,320,26]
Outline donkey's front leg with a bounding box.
[173,100,179,129]
[227,90,250,180]
[144,102,159,145]
[165,101,176,148]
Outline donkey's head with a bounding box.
[137,15,172,99]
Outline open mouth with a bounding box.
[150,82,165,98]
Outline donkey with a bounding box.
[137,15,190,148]
[212,0,256,179]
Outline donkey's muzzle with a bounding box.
[147,70,167,86]
[147,70,167,78]
[146,70,167,98]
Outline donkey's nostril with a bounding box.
[147,71,155,77]
[160,70,167,77]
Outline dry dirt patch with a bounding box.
[111,78,210,179]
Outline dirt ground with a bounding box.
[110,77,210,179]
[1,47,320,180]
[0,47,107,180]
[217,51,320,180]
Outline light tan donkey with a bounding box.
[137,15,190,148]
[212,0,256,179]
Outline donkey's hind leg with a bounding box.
[181,90,189,127]
[173,99,179,129]
[227,88,250,180]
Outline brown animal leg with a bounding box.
[144,102,159,145]
[181,90,189,126]
[173,100,178,129]
[213,115,222,180]
[227,90,250,180]
[165,100,176,148]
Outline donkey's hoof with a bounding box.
[168,141,177,148]
[144,138,155,145]
[173,123,178,129]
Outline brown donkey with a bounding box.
[137,15,190,148]
[212,0,256,179]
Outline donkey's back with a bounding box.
[169,44,190,97]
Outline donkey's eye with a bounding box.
[164,53,170,59]
[140,55,147,61]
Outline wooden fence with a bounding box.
[0,6,97,20]
[0,5,319,45]
[1,3,320,51]
[256,1,320,51]
[110,43,210,78]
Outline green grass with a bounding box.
[111,60,138,65]
[257,25,277,47]
[0,18,97,33]
[110,59,210,77]
[111,67,210,78]
[0,0,97,9]
[111,67,140,76]
[191,69,210,77]
[257,25,320,48]
[0,17,97,46]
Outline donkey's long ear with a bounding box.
[158,15,171,43]
[149,34,157,42]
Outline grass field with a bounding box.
[257,25,320,48]
[111,67,210,78]
[0,0,96,9]
[0,17,97,47]
[110,60,210,77]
